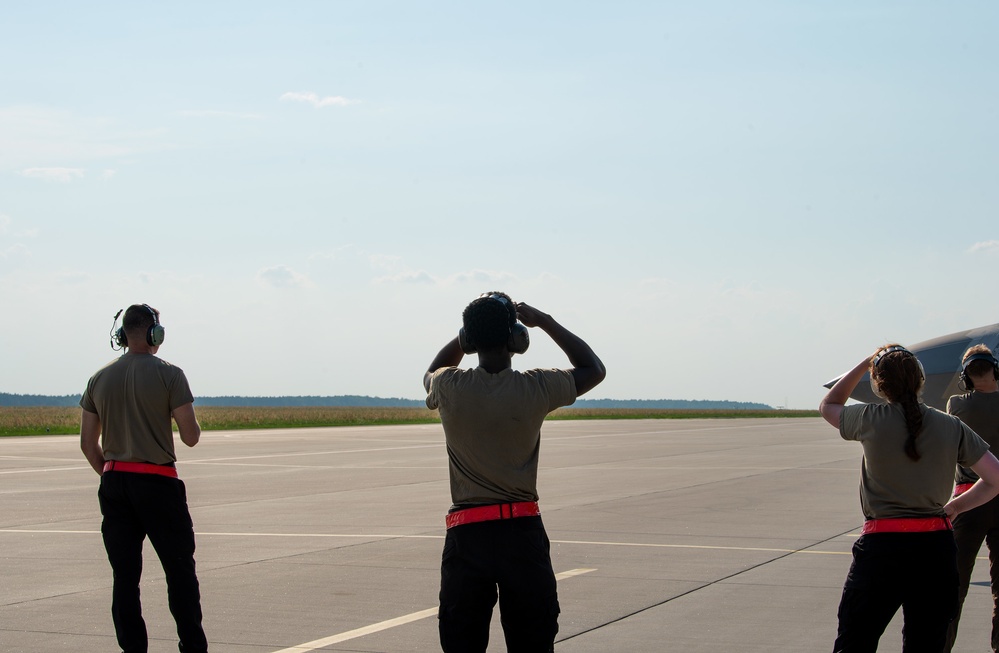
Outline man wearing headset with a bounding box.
[424,292,606,653]
[945,345,999,652]
[79,304,208,653]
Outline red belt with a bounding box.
[861,517,952,535]
[103,461,178,478]
[445,501,540,530]
[954,482,976,497]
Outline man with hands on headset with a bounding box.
[424,292,606,653]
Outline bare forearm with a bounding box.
[80,411,105,475]
[536,313,602,370]
[948,452,999,518]
[178,424,201,447]
[819,356,871,426]
[81,441,105,475]
[428,337,464,373]
[424,337,465,392]
[945,481,998,518]
[172,403,201,447]
[533,312,606,396]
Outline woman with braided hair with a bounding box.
[820,344,999,652]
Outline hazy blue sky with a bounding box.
[2,2,997,409]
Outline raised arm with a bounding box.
[424,337,464,393]
[819,354,873,428]
[516,303,606,397]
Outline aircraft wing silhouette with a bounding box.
[823,323,999,411]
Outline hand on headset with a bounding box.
[513,302,547,329]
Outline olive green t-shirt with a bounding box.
[426,366,576,506]
[79,354,194,465]
[948,391,999,484]
[840,402,990,520]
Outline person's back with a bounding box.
[424,292,605,653]
[944,346,999,653]
[79,304,208,653]
[820,344,999,653]
[430,366,574,505]
[84,353,190,464]
[843,402,988,519]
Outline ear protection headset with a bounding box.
[960,351,999,391]
[869,345,924,400]
[458,293,530,355]
[110,304,165,350]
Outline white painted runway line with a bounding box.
[0,528,857,554]
[269,568,597,653]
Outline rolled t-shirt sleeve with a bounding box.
[168,370,196,412]
[531,369,576,412]
[839,403,869,442]
[80,383,96,413]
[425,367,455,410]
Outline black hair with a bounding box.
[870,344,924,461]
[122,304,157,338]
[461,292,516,352]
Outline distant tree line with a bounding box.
[574,398,773,410]
[1,392,772,410]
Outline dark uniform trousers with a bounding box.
[833,531,958,653]
[99,471,208,653]
[439,516,560,653]
[945,496,999,653]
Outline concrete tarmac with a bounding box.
[1,418,994,652]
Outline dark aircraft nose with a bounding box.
[822,323,999,411]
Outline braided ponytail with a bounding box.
[870,344,926,462]
[900,394,923,461]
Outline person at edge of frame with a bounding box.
[79,304,209,653]
[945,345,999,652]
[423,292,606,653]
[819,344,999,653]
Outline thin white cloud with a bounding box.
[373,270,436,284]
[969,240,999,254]
[102,169,116,180]
[280,91,359,108]
[20,167,85,182]
[0,106,165,169]
[257,264,311,288]
[374,268,520,286]
[449,269,519,285]
[1,243,30,259]
[178,109,265,120]
[0,214,38,239]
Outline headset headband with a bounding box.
[963,351,999,372]
[481,293,516,326]
[872,345,912,367]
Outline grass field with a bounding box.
[0,406,820,437]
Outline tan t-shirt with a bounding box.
[949,391,999,484]
[426,366,576,506]
[80,354,195,465]
[840,402,990,519]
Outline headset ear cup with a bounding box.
[458,328,476,355]
[147,324,165,347]
[114,327,127,348]
[508,324,530,355]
